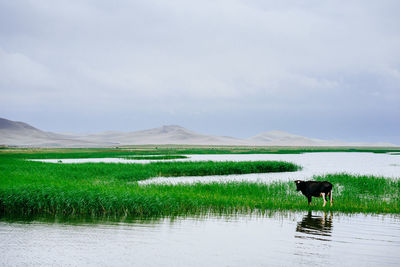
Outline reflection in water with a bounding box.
[294,212,334,265]
[295,211,333,241]
[1,212,400,266]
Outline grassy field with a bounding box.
[1,148,399,218]
[1,145,400,159]
[121,155,189,160]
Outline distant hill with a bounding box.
[248,130,337,146]
[72,125,248,146]
[0,118,105,147]
[0,117,396,147]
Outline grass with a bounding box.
[1,145,400,160]
[1,148,399,218]
[1,173,398,217]
[0,154,300,217]
[121,155,188,160]
[0,159,300,182]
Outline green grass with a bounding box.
[121,155,188,160]
[1,173,398,217]
[1,148,399,218]
[0,154,301,217]
[0,159,300,182]
[2,145,400,160]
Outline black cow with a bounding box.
[294,180,333,207]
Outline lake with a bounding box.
[1,211,399,266]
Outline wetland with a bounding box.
[1,147,400,266]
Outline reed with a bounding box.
[0,165,398,216]
[1,149,399,218]
[121,155,188,160]
[0,159,300,183]
[2,146,400,160]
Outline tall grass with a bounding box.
[0,159,300,183]
[2,146,400,160]
[1,149,399,218]
[1,169,399,217]
[122,155,188,160]
[0,155,302,217]
[314,174,400,213]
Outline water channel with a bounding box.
[32,152,400,184]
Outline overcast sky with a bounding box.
[1,0,399,143]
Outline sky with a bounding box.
[1,0,399,143]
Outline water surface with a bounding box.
[15,153,400,266]
[32,152,400,184]
[1,212,399,266]
[141,152,400,184]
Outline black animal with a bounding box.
[294,180,333,207]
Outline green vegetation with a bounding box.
[122,155,188,160]
[0,159,299,183]
[1,172,399,217]
[0,152,299,217]
[1,145,400,160]
[1,148,399,219]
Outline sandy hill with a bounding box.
[247,130,395,147]
[0,118,396,147]
[67,125,247,146]
[248,130,335,146]
[0,118,103,147]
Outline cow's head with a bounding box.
[294,180,304,191]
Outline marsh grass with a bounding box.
[121,155,188,160]
[0,155,301,217]
[2,146,400,160]
[316,174,400,213]
[1,167,398,216]
[0,159,300,183]
[1,149,399,218]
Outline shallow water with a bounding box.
[143,152,400,184]
[14,153,400,266]
[1,212,399,266]
[32,152,400,184]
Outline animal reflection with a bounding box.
[295,211,333,241]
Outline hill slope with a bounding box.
[0,118,105,147]
[0,118,396,147]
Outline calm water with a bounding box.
[10,153,400,265]
[1,212,399,266]
[32,152,400,184]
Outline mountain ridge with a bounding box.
[0,118,397,147]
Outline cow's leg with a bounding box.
[321,193,327,207]
[307,196,312,206]
[329,191,333,207]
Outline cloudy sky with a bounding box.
[1,0,399,143]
